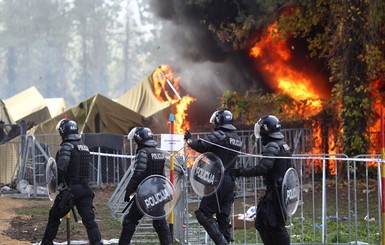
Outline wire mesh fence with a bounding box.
[0,127,382,244]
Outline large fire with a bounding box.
[250,23,327,112]
[149,27,383,173]
[152,65,196,134]
[249,23,383,174]
[249,23,337,173]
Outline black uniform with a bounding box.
[41,134,103,245]
[236,137,293,245]
[188,128,242,245]
[118,145,172,245]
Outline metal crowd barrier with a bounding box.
[0,129,381,244]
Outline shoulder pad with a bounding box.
[61,142,74,151]
[135,150,149,169]
[264,141,281,154]
[209,130,226,142]
[137,149,149,158]
[265,141,279,149]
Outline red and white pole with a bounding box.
[169,113,175,240]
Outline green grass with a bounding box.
[231,219,380,244]
[15,206,50,216]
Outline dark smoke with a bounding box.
[147,0,269,126]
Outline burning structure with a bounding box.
[147,1,385,158]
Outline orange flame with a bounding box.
[249,23,336,172]
[152,65,196,134]
[369,79,384,156]
[249,22,385,173]
[152,64,180,103]
[250,23,326,116]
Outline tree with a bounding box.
[69,0,122,101]
[0,0,73,98]
[279,0,385,156]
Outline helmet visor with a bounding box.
[209,110,219,124]
[55,119,65,131]
[127,127,137,140]
[254,122,261,139]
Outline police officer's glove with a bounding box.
[184,130,192,140]
[124,191,132,202]
[184,130,193,145]
[229,168,242,178]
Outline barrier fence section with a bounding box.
[102,132,381,244]
[0,129,382,244]
[100,151,382,245]
[0,128,309,188]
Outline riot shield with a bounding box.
[281,167,300,216]
[46,157,58,201]
[135,175,176,220]
[189,152,224,197]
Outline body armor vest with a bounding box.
[265,141,293,190]
[214,130,242,171]
[143,147,166,176]
[66,141,91,184]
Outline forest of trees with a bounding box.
[0,0,161,105]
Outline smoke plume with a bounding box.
[147,0,270,126]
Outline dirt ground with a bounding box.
[0,194,31,245]
[0,185,118,245]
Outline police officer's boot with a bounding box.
[118,223,136,245]
[40,239,54,245]
[207,222,230,245]
[196,210,229,245]
[82,218,103,245]
[153,219,173,245]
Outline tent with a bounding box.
[116,71,171,118]
[29,93,146,135]
[1,88,67,145]
[116,70,177,133]
[0,99,14,144]
[44,98,67,118]
[2,86,51,126]
[1,94,148,185]
[0,99,13,124]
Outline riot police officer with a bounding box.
[118,127,172,245]
[184,109,242,245]
[41,119,103,245]
[230,115,293,245]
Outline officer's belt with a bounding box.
[68,177,87,185]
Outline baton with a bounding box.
[72,207,78,222]
[66,212,70,245]
[122,195,135,213]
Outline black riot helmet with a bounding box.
[254,115,284,140]
[128,127,157,147]
[56,118,81,141]
[209,109,236,130]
